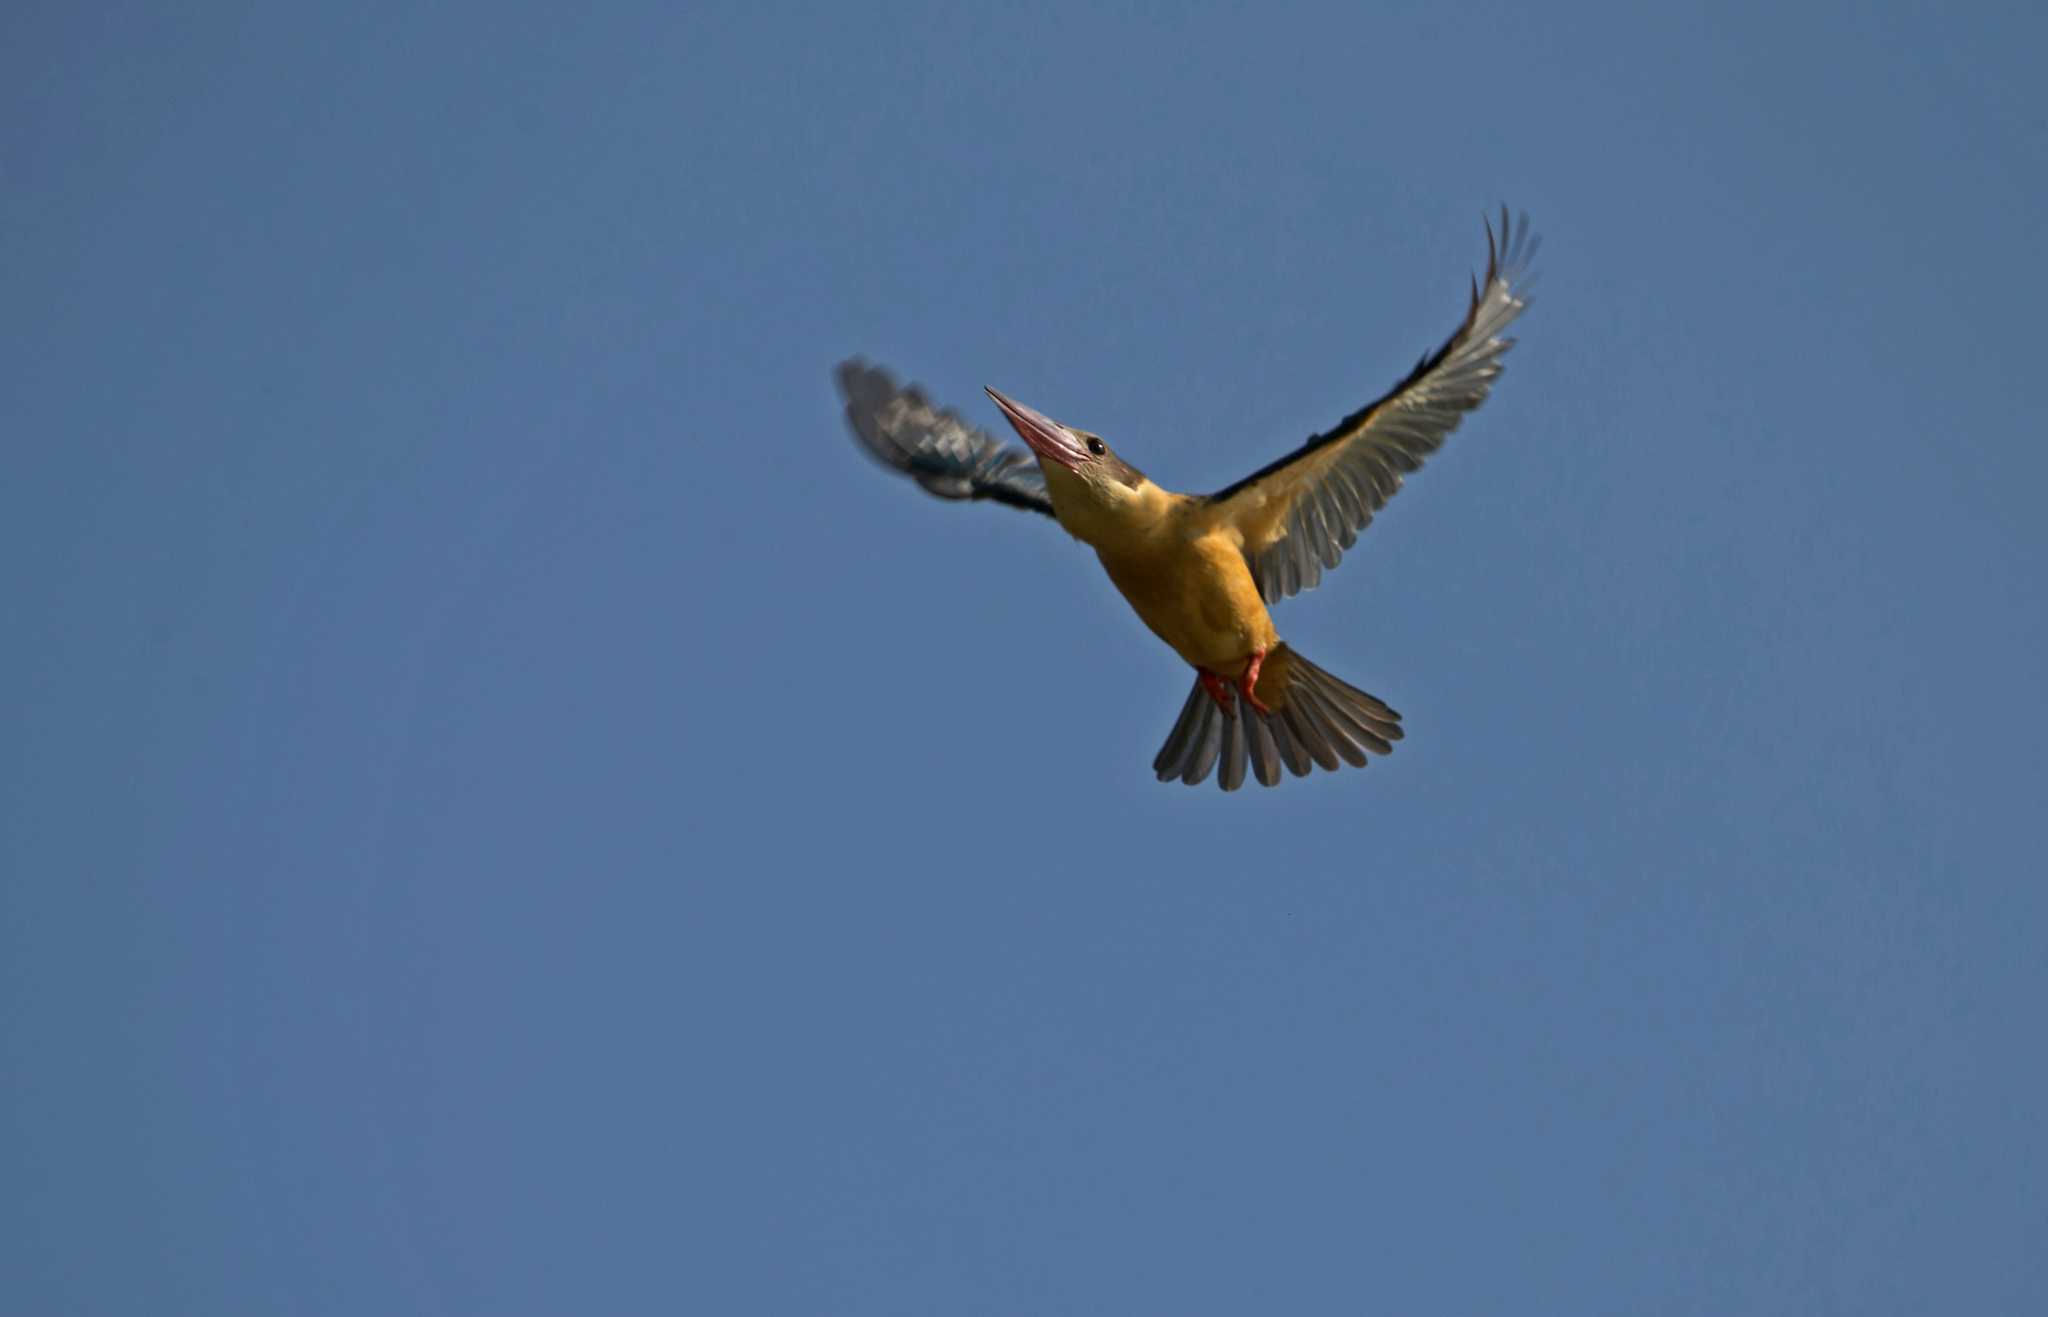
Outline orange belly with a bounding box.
[1096,530,1279,675]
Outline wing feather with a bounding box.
[1205,209,1538,603]
[837,359,1055,516]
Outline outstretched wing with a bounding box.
[1205,209,1537,603]
[838,359,1055,517]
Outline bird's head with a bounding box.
[985,386,1153,542]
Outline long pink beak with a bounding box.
[986,386,1091,472]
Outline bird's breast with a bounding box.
[1095,529,1277,675]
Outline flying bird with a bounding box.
[840,210,1536,790]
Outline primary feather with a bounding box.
[1206,208,1538,603]
[838,359,1055,516]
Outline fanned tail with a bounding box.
[1151,644,1404,791]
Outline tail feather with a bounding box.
[1291,684,1370,767]
[1218,706,1248,791]
[1177,702,1222,786]
[1246,708,1284,787]
[1152,643,1403,791]
[1268,704,1318,777]
[1151,684,1207,776]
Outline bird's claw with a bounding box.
[1239,649,1272,716]
[1198,669,1238,718]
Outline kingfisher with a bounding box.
[839,210,1536,790]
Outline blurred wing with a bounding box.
[837,359,1054,517]
[1206,210,1537,602]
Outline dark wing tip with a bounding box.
[836,358,914,470]
[836,358,1056,516]
[1481,206,1540,296]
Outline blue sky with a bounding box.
[4,2,2044,1312]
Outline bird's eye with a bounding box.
[1086,437,1106,456]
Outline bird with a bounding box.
[839,209,1536,790]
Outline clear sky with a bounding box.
[4,2,2044,1313]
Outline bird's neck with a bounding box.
[1052,476,1181,550]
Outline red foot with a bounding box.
[1239,649,1272,716]
[1198,669,1237,717]
[1197,652,1273,718]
